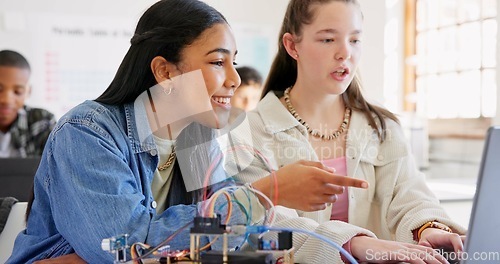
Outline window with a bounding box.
[406,0,497,124]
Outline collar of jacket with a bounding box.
[124,102,157,154]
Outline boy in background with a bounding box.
[0,50,56,157]
[232,66,263,111]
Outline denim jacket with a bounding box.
[7,101,248,263]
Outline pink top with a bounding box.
[322,156,349,222]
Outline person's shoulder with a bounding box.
[371,113,409,153]
[24,105,55,121]
[44,101,130,145]
[382,114,403,134]
[352,111,410,162]
[351,110,407,150]
[56,101,123,129]
[250,91,283,121]
[247,92,280,127]
[352,110,403,135]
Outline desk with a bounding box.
[426,178,476,228]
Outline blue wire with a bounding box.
[214,186,254,251]
[216,199,250,224]
[249,226,359,264]
[238,186,253,225]
[235,233,258,251]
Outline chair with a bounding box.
[0,202,28,263]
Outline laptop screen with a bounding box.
[463,127,500,263]
[0,157,40,202]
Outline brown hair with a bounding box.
[236,66,263,86]
[262,0,398,141]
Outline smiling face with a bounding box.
[170,23,241,129]
[293,1,363,94]
[0,66,30,133]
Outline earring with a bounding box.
[163,80,174,95]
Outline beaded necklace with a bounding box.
[284,87,351,140]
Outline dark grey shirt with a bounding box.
[8,106,56,157]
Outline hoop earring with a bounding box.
[163,81,174,95]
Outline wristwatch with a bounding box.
[417,221,452,240]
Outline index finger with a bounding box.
[321,172,369,189]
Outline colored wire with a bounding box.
[260,226,359,264]
[201,189,230,220]
[245,185,276,226]
[205,185,276,226]
[202,144,278,211]
[206,185,252,224]
[131,220,193,262]
[206,190,233,225]
[217,198,250,226]
[130,242,151,264]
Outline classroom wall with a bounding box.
[0,0,393,118]
[359,0,402,111]
[0,0,289,117]
[0,0,157,117]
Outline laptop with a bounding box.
[0,157,41,202]
[460,126,500,263]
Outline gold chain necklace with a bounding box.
[158,124,176,171]
[284,87,351,140]
[158,145,176,171]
